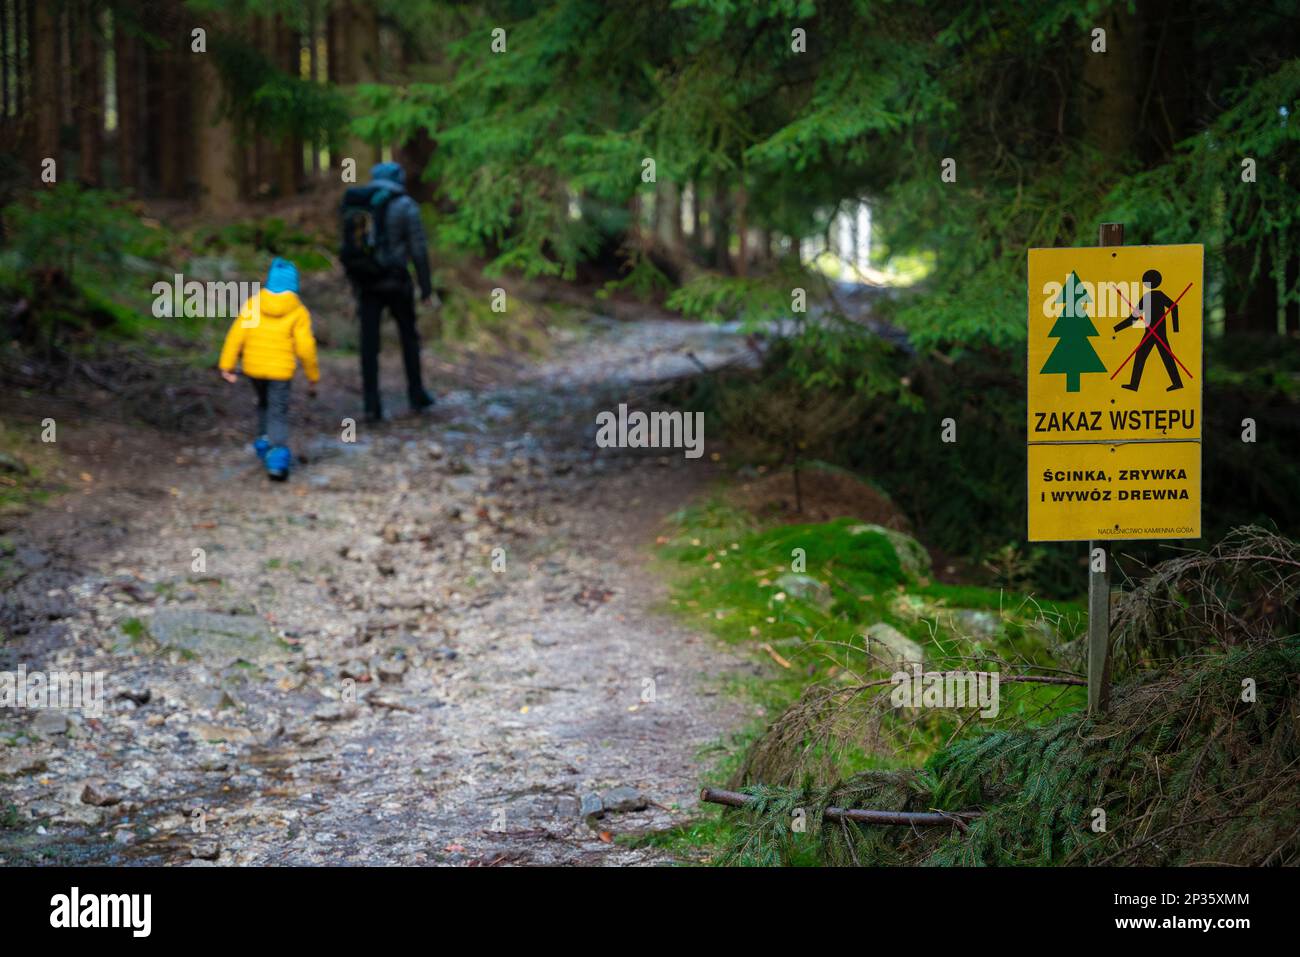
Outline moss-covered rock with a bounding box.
[848,524,931,580]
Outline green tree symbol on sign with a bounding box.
[1041,271,1107,392]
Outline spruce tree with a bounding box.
[1041,272,1106,392]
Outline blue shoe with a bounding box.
[253,436,270,461]
[265,445,291,481]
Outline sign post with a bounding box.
[1088,223,1123,713]
[1027,226,1203,714]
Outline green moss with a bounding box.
[663,499,1084,810]
[713,529,1300,866]
[0,423,61,516]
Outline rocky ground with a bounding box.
[0,311,766,865]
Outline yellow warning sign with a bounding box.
[1028,442,1201,541]
[1027,245,1202,442]
[1027,244,1203,542]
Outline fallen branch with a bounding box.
[700,788,982,827]
[759,642,793,669]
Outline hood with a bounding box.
[369,162,407,196]
[266,257,299,294]
[370,161,406,186]
[255,287,303,318]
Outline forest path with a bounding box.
[0,312,761,865]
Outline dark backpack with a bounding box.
[339,184,397,286]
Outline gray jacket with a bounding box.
[372,176,432,297]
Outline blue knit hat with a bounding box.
[266,257,299,294]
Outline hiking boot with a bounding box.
[411,391,435,413]
[253,436,270,461]
[265,445,292,481]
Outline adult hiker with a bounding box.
[1112,268,1184,393]
[339,161,436,422]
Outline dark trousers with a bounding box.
[1127,332,1183,390]
[249,378,292,447]
[358,278,429,416]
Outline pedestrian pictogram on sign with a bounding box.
[1110,268,1192,392]
[1026,244,1203,542]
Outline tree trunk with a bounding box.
[1081,5,1143,164]
[154,3,187,197]
[113,16,136,189]
[31,0,59,174]
[2,0,10,120]
[75,0,102,186]
[16,0,28,120]
[733,186,748,277]
[193,32,238,212]
[307,2,320,175]
[397,128,435,203]
[58,5,71,125]
[274,14,302,197]
[627,193,643,251]
[391,25,433,201]
[250,15,269,196]
[653,180,682,256]
[325,4,339,169]
[711,180,731,272]
[333,0,380,173]
[1224,233,1279,335]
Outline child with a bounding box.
[218,258,320,481]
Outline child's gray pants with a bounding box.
[249,378,292,447]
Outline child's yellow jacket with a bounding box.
[218,289,319,382]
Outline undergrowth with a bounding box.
[709,526,1299,866]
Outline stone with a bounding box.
[26,799,63,819]
[312,702,359,723]
[149,609,295,666]
[31,711,70,736]
[600,786,648,813]
[81,780,125,807]
[445,475,481,497]
[889,593,940,622]
[773,573,833,609]
[847,524,932,579]
[339,660,370,681]
[14,547,49,570]
[189,722,255,744]
[579,792,604,817]
[0,749,48,777]
[340,536,384,563]
[946,608,1003,639]
[54,806,104,826]
[191,838,221,861]
[366,691,417,713]
[0,451,30,475]
[116,687,152,706]
[863,622,925,668]
[376,658,408,683]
